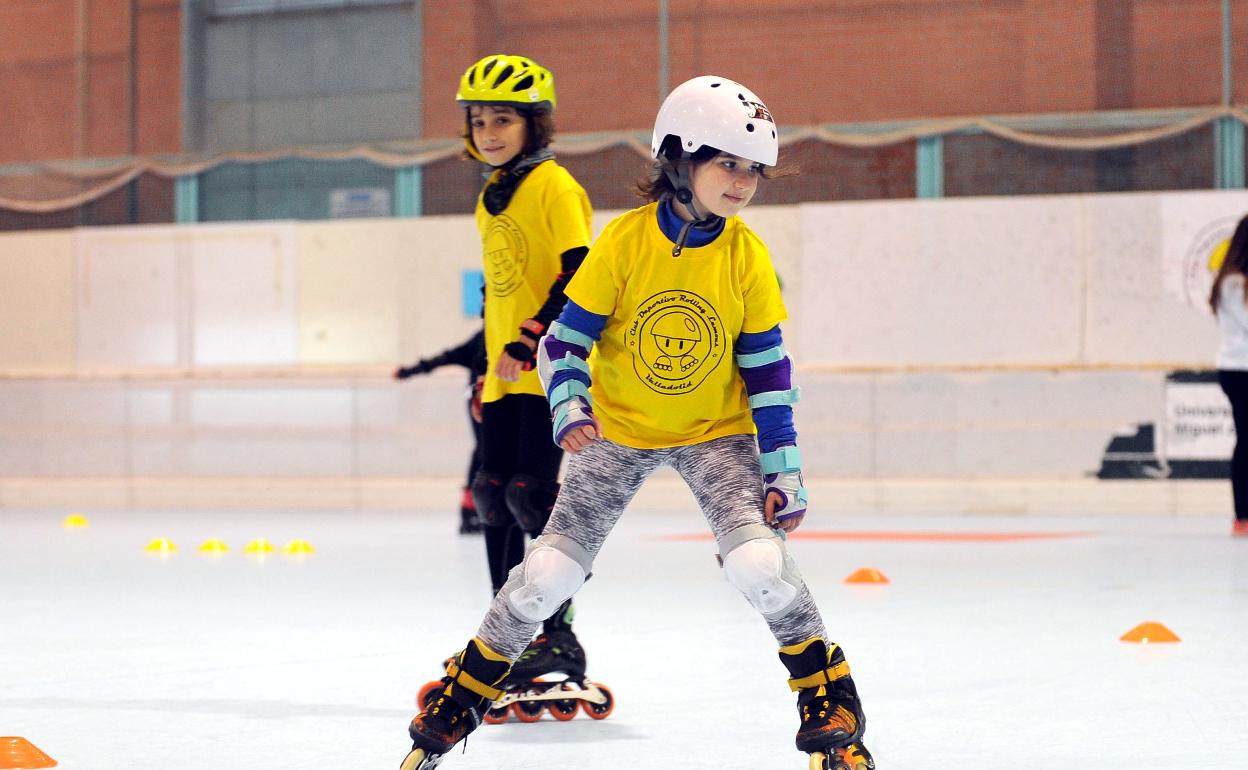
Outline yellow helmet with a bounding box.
[457,54,556,112]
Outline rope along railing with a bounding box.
[1,106,1244,214]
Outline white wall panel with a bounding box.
[0,231,76,369]
[298,220,401,364]
[189,386,353,427]
[75,227,183,367]
[1084,193,1221,365]
[191,223,298,365]
[394,216,482,364]
[739,206,803,356]
[3,191,1243,488]
[798,197,1086,367]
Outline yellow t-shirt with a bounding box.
[566,202,787,449]
[477,159,592,402]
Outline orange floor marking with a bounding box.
[0,737,58,769]
[652,530,1091,543]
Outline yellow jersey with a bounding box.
[476,159,592,402]
[566,202,787,449]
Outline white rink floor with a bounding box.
[3,505,1247,770]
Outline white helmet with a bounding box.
[651,76,778,167]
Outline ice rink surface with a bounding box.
[3,504,1247,770]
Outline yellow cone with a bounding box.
[282,539,315,555]
[244,538,274,554]
[198,539,229,554]
[62,514,89,529]
[844,567,890,584]
[1120,621,1180,644]
[144,538,177,553]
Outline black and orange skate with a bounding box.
[416,606,614,725]
[482,628,614,723]
[808,742,875,770]
[779,637,874,770]
[401,638,510,770]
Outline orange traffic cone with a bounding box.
[844,567,890,584]
[1120,621,1180,644]
[0,737,57,768]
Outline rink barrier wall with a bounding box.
[0,190,1243,505]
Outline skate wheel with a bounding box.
[808,753,831,770]
[400,746,441,770]
[513,699,545,722]
[483,704,511,724]
[581,684,614,720]
[549,697,579,721]
[415,680,442,710]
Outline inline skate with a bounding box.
[779,637,874,770]
[417,626,613,724]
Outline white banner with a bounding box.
[1164,381,1234,461]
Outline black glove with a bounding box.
[394,360,432,379]
[503,341,537,371]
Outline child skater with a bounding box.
[402,76,874,770]
[1210,213,1248,537]
[395,328,486,534]
[438,54,597,700]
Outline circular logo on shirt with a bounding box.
[628,290,725,394]
[483,214,528,297]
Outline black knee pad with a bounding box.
[470,471,510,528]
[504,473,560,534]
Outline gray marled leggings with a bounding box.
[476,433,827,660]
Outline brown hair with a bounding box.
[461,104,555,161]
[634,136,797,202]
[1210,214,1248,314]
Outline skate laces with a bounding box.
[800,682,858,733]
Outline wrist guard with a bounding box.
[760,446,808,523]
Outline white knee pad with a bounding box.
[506,535,590,624]
[720,527,802,617]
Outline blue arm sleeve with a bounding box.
[735,325,797,453]
[544,300,608,400]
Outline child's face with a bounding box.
[689,152,762,218]
[469,105,527,167]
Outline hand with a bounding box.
[763,469,807,533]
[559,414,602,453]
[495,337,537,382]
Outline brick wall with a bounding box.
[0,0,181,165]
[421,0,1240,140]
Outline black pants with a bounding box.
[1218,369,1248,520]
[479,393,563,591]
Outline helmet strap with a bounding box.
[662,154,722,258]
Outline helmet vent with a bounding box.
[710,82,721,88]
[513,74,534,92]
[482,59,496,78]
[746,123,755,132]
[492,64,515,87]
[771,130,776,138]
[738,93,746,101]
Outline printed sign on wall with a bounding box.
[1164,373,1234,461]
[1160,192,1248,313]
[330,188,391,219]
